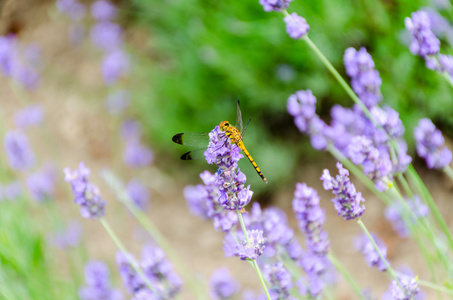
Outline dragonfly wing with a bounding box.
[236,100,243,134]
[180,148,206,160]
[172,132,209,147]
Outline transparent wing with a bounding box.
[180,148,206,160]
[236,100,243,134]
[172,132,209,147]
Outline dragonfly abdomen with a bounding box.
[237,140,268,183]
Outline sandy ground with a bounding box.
[1,1,452,299]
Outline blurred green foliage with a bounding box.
[125,0,453,186]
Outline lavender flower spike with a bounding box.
[209,268,240,299]
[321,162,365,220]
[4,130,35,171]
[204,126,253,211]
[355,233,389,272]
[284,13,309,39]
[344,47,382,108]
[235,229,266,261]
[79,260,123,300]
[64,162,106,219]
[405,11,441,57]
[259,0,292,12]
[263,262,293,299]
[414,118,452,169]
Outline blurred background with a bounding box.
[0,0,452,299]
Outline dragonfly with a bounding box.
[172,101,268,183]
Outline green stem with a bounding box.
[396,174,413,199]
[236,210,271,300]
[100,218,159,296]
[356,219,402,288]
[328,252,366,300]
[406,165,453,252]
[443,165,453,182]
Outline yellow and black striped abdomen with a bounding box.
[236,140,268,183]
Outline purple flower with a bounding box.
[47,220,82,249]
[385,196,429,238]
[292,183,329,256]
[284,13,309,39]
[287,90,327,150]
[120,120,142,141]
[297,253,331,297]
[383,274,420,300]
[101,49,130,85]
[263,262,293,299]
[79,260,123,300]
[3,181,22,200]
[259,0,292,12]
[123,141,154,168]
[235,229,266,260]
[26,165,56,202]
[141,244,182,298]
[64,162,106,219]
[355,233,389,271]
[405,11,441,57]
[91,0,118,21]
[116,252,146,294]
[105,90,130,115]
[321,162,365,220]
[14,105,44,128]
[348,135,392,191]
[56,0,86,21]
[4,130,35,171]
[184,171,238,232]
[438,54,453,76]
[209,268,240,299]
[0,35,15,75]
[205,126,253,211]
[90,22,123,52]
[344,47,382,108]
[414,118,452,169]
[126,179,150,211]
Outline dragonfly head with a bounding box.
[219,121,230,131]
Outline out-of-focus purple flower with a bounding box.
[209,268,240,300]
[0,35,15,75]
[120,119,142,141]
[123,141,154,168]
[354,233,389,272]
[101,49,130,85]
[48,220,82,249]
[235,229,266,261]
[344,47,382,108]
[90,21,123,51]
[91,0,118,21]
[26,165,56,202]
[414,118,452,169]
[383,274,420,300]
[184,171,238,232]
[4,130,35,171]
[79,260,123,300]
[56,0,86,21]
[11,62,40,90]
[438,54,453,77]
[385,196,429,238]
[263,262,293,299]
[321,162,365,220]
[259,0,292,12]
[405,11,441,57]
[126,179,150,211]
[64,162,106,219]
[14,105,44,128]
[116,252,146,294]
[205,126,252,211]
[292,183,329,256]
[284,13,309,39]
[105,90,130,115]
[141,244,182,298]
[348,135,392,191]
[3,181,22,200]
[287,90,327,150]
[297,253,331,298]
